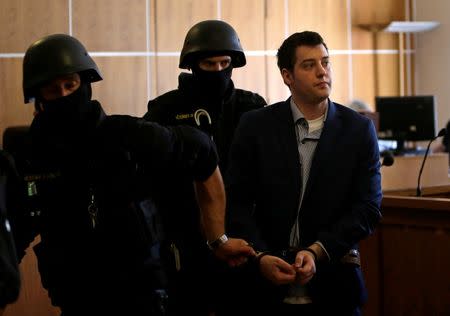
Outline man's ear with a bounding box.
[281,68,292,88]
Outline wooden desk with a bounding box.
[381,153,449,191]
[360,186,450,316]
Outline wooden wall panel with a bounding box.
[352,28,399,50]
[329,55,349,105]
[376,54,400,97]
[352,0,405,25]
[287,0,349,50]
[232,56,267,102]
[221,1,267,103]
[73,0,147,51]
[0,59,33,145]
[265,55,290,104]
[148,56,158,100]
[149,0,156,51]
[221,0,265,50]
[409,51,416,95]
[154,0,217,52]
[352,54,399,108]
[265,0,287,50]
[352,0,411,104]
[0,0,69,53]
[153,56,182,96]
[92,57,148,116]
[352,55,377,109]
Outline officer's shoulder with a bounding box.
[238,102,276,124]
[234,88,267,106]
[147,89,183,108]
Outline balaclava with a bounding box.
[36,80,93,123]
[191,63,232,102]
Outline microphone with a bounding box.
[381,150,394,167]
[416,128,447,197]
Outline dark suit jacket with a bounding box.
[225,98,382,308]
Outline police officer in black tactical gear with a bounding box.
[144,19,266,169]
[0,150,21,316]
[143,20,267,315]
[6,33,255,316]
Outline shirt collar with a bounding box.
[290,98,329,124]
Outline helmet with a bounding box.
[23,34,102,103]
[179,20,246,69]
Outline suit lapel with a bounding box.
[271,99,302,214]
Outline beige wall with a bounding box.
[415,0,450,132]
[0,1,413,315]
[0,0,412,144]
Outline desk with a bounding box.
[381,153,449,191]
[361,186,450,316]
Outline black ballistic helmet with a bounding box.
[23,34,102,103]
[179,20,246,69]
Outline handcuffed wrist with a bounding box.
[255,251,270,265]
[301,248,317,262]
[207,234,228,250]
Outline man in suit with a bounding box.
[225,31,382,316]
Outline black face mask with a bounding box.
[33,82,96,148]
[192,66,232,101]
[38,82,93,123]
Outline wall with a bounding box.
[0,1,411,315]
[415,0,450,132]
[0,0,410,145]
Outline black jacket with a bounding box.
[6,100,218,315]
[143,72,266,252]
[143,72,266,314]
[144,72,267,171]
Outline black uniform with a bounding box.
[144,73,266,314]
[144,73,266,170]
[7,100,218,316]
[0,150,21,310]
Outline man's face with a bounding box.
[39,73,81,101]
[282,44,332,104]
[198,55,231,72]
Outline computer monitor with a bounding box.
[375,95,437,153]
